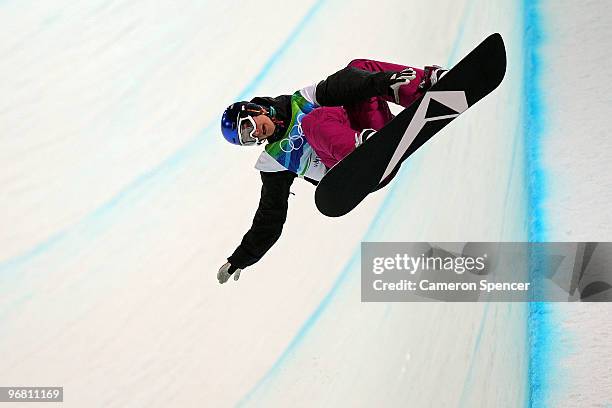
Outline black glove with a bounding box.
[388,68,417,104]
[354,128,377,148]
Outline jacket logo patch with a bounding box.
[280,113,306,152]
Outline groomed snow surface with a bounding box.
[1,1,610,407]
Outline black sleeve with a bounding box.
[315,66,394,107]
[250,95,291,108]
[250,95,292,120]
[227,170,296,269]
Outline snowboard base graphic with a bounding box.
[314,33,507,217]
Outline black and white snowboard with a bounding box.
[315,33,507,217]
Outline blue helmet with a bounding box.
[221,102,270,146]
[220,102,246,145]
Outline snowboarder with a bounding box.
[217,59,447,284]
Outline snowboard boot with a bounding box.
[418,65,448,91]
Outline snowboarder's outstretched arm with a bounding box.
[224,170,296,277]
[315,64,416,107]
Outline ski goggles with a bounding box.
[237,103,266,146]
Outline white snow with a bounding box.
[0,0,610,407]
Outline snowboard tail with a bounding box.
[315,33,507,217]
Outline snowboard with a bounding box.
[314,33,507,217]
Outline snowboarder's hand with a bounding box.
[389,68,417,104]
[354,128,377,148]
[217,262,242,284]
